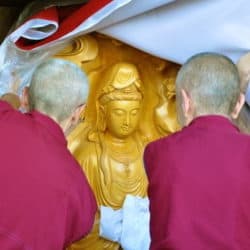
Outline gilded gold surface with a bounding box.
[57,33,179,249]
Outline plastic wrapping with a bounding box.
[0,0,87,96]
[0,38,68,96]
[0,0,132,96]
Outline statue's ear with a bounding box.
[98,104,107,132]
[99,104,105,114]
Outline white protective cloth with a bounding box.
[1,0,250,95]
[100,195,150,250]
[100,0,250,64]
[8,0,172,49]
[10,18,58,41]
[100,206,123,243]
[1,0,250,118]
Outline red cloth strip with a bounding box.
[29,6,58,23]
[15,0,112,50]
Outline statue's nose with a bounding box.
[124,114,130,125]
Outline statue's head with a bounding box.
[97,62,143,138]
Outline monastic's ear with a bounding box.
[181,88,191,119]
[231,93,245,119]
[71,104,86,125]
[21,86,30,111]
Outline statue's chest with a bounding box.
[109,157,144,178]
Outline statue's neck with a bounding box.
[104,132,133,147]
[103,132,140,162]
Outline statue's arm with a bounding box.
[73,142,99,190]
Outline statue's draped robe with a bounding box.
[69,133,148,249]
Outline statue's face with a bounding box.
[105,100,141,138]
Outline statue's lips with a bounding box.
[121,126,130,131]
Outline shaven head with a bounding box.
[176,53,240,125]
[29,58,89,122]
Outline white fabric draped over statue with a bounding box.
[100,0,250,64]
[0,0,249,95]
[3,0,250,62]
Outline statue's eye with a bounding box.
[113,109,124,116]
[131,109,139,116]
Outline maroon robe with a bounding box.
[0,100,97,249]
[144,115,250,250]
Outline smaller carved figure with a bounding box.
[154,65,180,136]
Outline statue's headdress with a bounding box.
[98,62,143,105]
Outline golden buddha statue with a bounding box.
[68,62,148,250]
[59,33,180,142]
